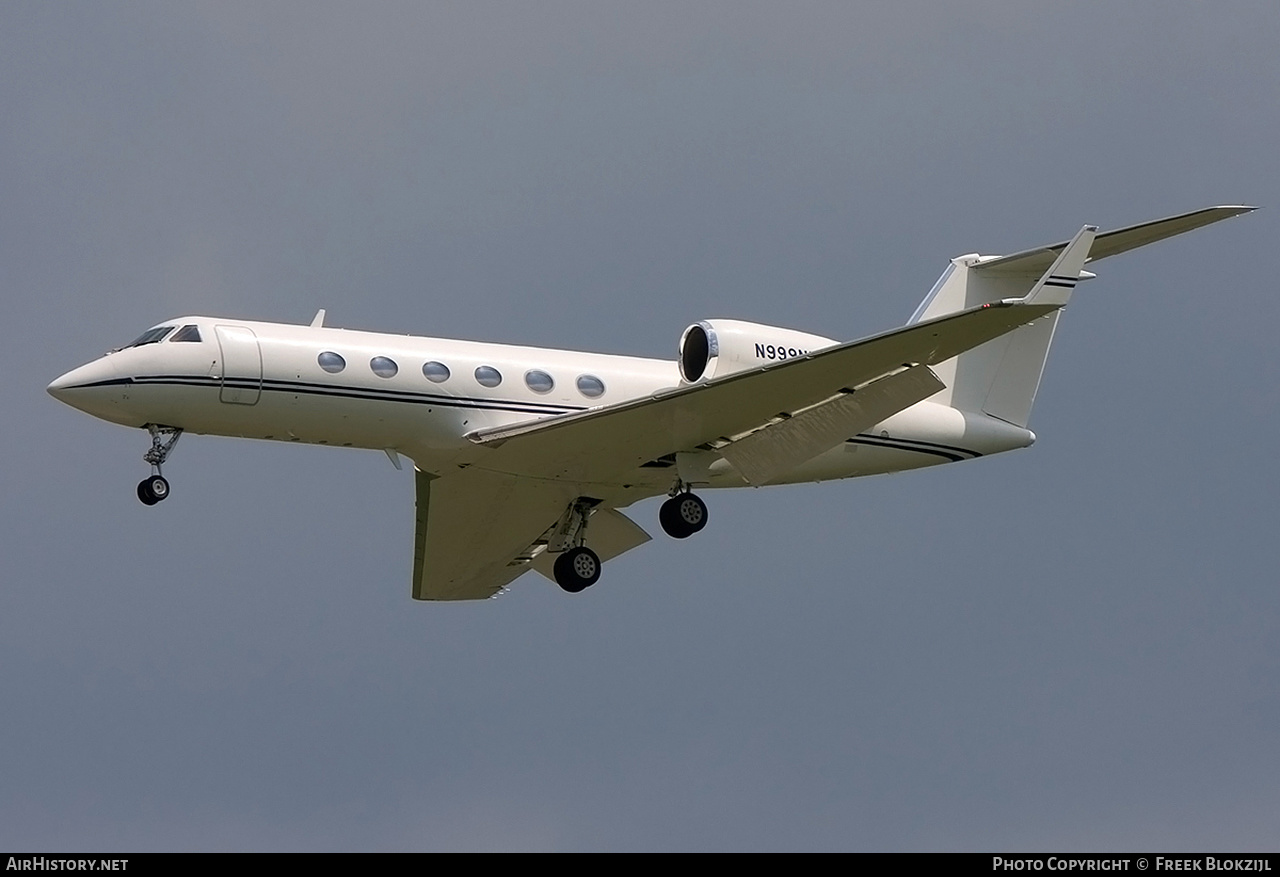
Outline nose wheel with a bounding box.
[660,491,708,539]
[137,475,170,506]
[137,424,182,506]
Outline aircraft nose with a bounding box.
[46,369,77,402]
[47,357,122,412]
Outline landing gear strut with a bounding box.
[137,424,182,506]
[548,498,602,593]
[659,486,708,539]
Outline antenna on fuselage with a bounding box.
[310,309,326,328]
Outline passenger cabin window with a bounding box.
[317,351,346,373]
[475,366,502,388]
[170,325,202,343]
[576,374,606,398]
[124,326,175,348]
[370,356,399,378]
[422,361,450,383]
[524,370,554,393]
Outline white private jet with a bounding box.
[48,206,1253,600]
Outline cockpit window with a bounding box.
[124,326,175,348]
[170,325,202,343]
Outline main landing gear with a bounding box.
[659,488,708,539]
[554,546,601,594]
[137,424,182,506]
[547,485,711,594]
[549,498,602,594]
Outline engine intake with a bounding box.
[678,319,838,383]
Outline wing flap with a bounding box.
[719,364,945,485]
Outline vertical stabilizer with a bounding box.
[905,226,1096,427]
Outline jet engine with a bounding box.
[678,319,838,383]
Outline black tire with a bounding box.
[147,475,170,502]
[137,479,158,506]
[660,493,708,539]
[553,546,601,593]
[659,496,686,538]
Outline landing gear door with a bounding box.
[215,325,262,405]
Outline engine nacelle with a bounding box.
[678,319,839,383]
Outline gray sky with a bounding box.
[3,1,1278,851]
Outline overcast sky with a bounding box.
[3,1,1278,851]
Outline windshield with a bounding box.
[170,324,202,342]
[122,326,175,349]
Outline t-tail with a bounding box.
[907,205,1255,428]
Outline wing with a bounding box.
[410,467,651,601]
[410,297,1054,600]
[970,205,1255,275]
[412,228,1097,599]
[411,467,571,600]
[462,227,1098,485]
[462,297,1063,484]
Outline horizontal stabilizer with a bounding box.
[973,205,1255,274]
[720,365,944,485]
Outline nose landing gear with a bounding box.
[137,424,182,506]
